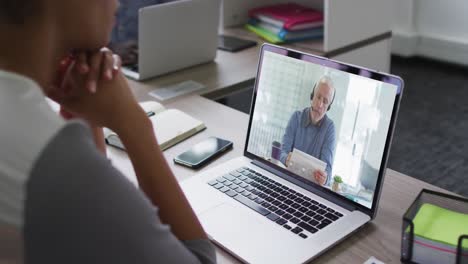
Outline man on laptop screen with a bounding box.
[181,44,403,263]
[278,75,337,186]
[248,49,399,208]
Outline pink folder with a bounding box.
[249,3,324,31]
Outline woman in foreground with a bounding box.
[0,1,215,263]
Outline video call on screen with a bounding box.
[247,51,398,208]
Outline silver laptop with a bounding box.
[123,0,220,81]
[181,44,404,263]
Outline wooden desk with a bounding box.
[131,46,260,102]
[108,95,249,184]
[109,90,453,264]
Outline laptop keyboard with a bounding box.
[208,167,344,239]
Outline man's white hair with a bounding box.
[317,75,334,91]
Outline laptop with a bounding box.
[122,0,220,81]
[181,44,404,263]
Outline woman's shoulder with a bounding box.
[0,70,65,163]
[0,72,66,166]
[0,71,68,229]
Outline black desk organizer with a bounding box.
[401,189,468,264]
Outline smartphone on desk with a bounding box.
[174,137,233,169]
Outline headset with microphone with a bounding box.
[310,78,336,111]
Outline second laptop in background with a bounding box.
[123,0,220,81]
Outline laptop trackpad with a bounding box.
[200,203,296,263]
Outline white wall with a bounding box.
[417,1,468,41]
[392,0,468,65]
[392,0,416,34]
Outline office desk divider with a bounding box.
[401,189,468,264]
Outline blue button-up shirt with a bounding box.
[111,0,168,44]
[279,107,336,184]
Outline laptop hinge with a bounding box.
[251,159,359,212]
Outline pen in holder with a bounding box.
[401,189,468,264]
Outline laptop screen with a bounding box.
[245,45,403,211]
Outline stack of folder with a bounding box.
[408,203,468,263]
[246,3,324,44]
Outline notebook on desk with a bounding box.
[104,101,206,151]
[180,44,404,263]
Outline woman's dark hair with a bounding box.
[0,0,37,24]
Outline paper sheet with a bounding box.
[287,148,326,182]
[363,256,385,264]
[149,80,205,101]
